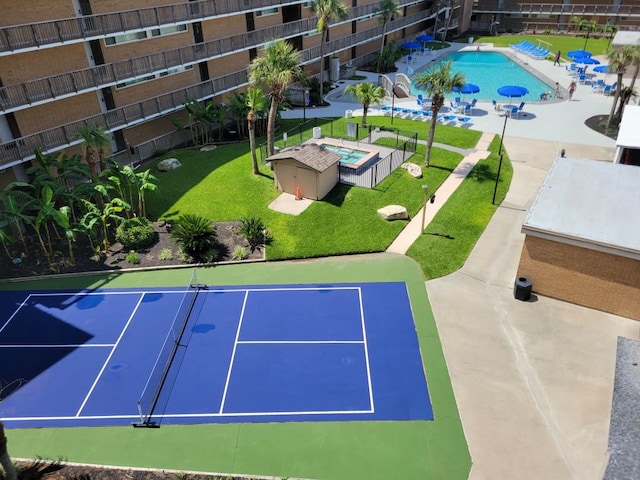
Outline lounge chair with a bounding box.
[457,116,473,128]
[518,101,525,115]
[509,106,519,119]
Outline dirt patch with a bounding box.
[0,221,264,282]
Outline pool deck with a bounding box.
[284,43,640,480]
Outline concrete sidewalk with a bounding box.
[386,132,493,254]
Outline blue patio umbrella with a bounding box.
[593,65,611,73]
[453,83,480,95]
[567,49,592,58]
[416,34,434,43]
[497,85,529,98]
[573,56,600,65]
[401,41,422,51]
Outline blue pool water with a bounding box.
[411,51,553,101]
[321,144,369,165]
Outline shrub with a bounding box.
[158,248,173,260]
[125,250,140,264]
[232,246,248,260]
[169,214,217,262]
[239,217,269,250]
[115,217,156,250]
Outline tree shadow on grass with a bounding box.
[323,184,352,207]
[466,163,496,183]
[427,232,455,240]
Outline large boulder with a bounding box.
[157,158,182,171]
[377,205,408,221]
[200,145,217,152]
[401,162,423,179]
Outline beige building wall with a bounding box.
[112,68,199,106]
[517,235,640,321]
[101,29,193,63]
[90,0,178,15]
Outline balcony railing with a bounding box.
[0,9,430,168]
[472,2,640,16]
[0,0,424,55]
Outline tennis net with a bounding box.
[135,269,205,427]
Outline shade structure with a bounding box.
[497,85,529,98]
[401,41,422,50]
[416,34,434,42]
[573,56,600,65]
[453,83,480,94]
[567,50,592,58]
[593,65,611,73]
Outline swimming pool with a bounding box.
[315,140,380,168]
[321,144,369,164]
[411,51,553,101]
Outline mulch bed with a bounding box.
[584,114,618,140]
[0,221,264,282]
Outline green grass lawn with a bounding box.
[407,135,513,279]
[476,34,612,58]
[147,118,481,261]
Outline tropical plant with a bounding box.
[116,217,156,250]
[169,214,218,262]
[413,60,465,166]
[312,0,349,104]
[571,16,599,51]
[375,0,400,59]
[232,245,248,260]
[228,91,249,139]
[375,44,402,73]
[246,86,267,175]
[344,82,386,126]
[125,250,141,264]
[158,248,174,260]
[440,0,455,42]
[75,124,111,180]
[626,46,640,101]
[615,86,637,121]
[606,45,636,128]
[239,216,268,250]
[249,40,304,156]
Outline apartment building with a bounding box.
[0,0,439,189]
[470,0,640,35]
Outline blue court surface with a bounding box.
[0,282,433,428]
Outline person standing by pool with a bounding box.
[554,82,561,98]
[0,421,18,480]
[554,50,561,66]
[568,80,577,101]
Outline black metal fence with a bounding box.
[259,119,418,189]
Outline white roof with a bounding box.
[612,31,640,47]
[522,157,640,257]
[617,105,640,149]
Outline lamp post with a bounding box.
[303,88,310,123]
[390,83,396,124]
[421,184,429,232]
[492,108,509,205]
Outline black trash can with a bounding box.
[514,277,532,301]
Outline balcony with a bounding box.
[0,9,431,169]
[472,2,640,17]
[0,0,425,55]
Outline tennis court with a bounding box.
[0,275,432,428]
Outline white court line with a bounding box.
[28,289,190,297]
[5,407,375,422]
[0,294,31,335]
[218,290,249,414]
[358,287,375,413]
[236,340,364,345]
[0,344,115,348]
[74,293,146,417]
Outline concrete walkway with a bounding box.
[387,132,493,254]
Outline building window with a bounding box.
[116,65,193,89]
[256,7,278,17]
[105,24,187,46]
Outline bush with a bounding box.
[232,246,248,260]
[169,214,217,262]
[158,248,173,260]
[115,217,156,250]
[125,250,140,264]
[239,217,269,250]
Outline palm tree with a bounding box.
[375,0,400,58]
[312,0,349,105]
[606,45,636,128]
[75,124,111,180]
[626,46,640,100]
[571,16,598,51]
[246,86,267,175]
[344,82,386,127]
[440,0,455,43]
[615,86,637,121]
[413,61,465,167]
[249,39,304,157]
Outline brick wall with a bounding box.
[101,29,192,63]
[201,16,246,41]
[89,0,178,15]
[517,235,640,321]
[113,68,199,106]
[1,0,74,26]
[0,44,90,85]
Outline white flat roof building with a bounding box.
[614,105,640,165]
[612,30,640,47]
